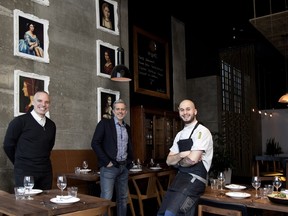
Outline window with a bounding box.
[221,60,242,113]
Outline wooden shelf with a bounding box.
[131,105,183,162]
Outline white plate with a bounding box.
[225,192,251,199]
[150,167,162,170]
[225,184,246,190]
[25,189,43,196]
[50,197,80,205]
[129,168,142,172]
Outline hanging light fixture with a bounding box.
[111,47,131,82]
[278,93,288,103]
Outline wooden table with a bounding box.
[201,186,288,213]
[0,189,113,216]
[65,166,174,182]
[65,166,174,196]
[66,172,100,182]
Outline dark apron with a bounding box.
[158,162,207,216]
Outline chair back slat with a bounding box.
[129,172,161,216]
[156,169,176,200]
[197,198,248,216]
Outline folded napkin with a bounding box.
[228,184,241,187]
[130,168,142,171]
[56,195,73,200]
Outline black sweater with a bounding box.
[3,113,56,175]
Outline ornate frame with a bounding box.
[96,0,119,35]
[96,40,118,78]
[97,87,120,122]
[13,9,49,63]
[14,70,50,117]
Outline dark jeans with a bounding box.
[100,165,129,216]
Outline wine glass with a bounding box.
[57,175,67,197]
[217,172,225,190]
[149,158,155,167]
[252,176,261,198]
[273,176,282,193]
[82,160,88,170]
[136,158,142,169]
[23,176,34,200]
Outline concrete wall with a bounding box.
[0,0,129,192]
[186,76,221,133]
[171,17,187,110]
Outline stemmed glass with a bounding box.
[136,158,142,169]
[149,158,155,167]
[57,175,67,197]
[273,176,282,193]
[23,176,34,200]
[82,160,88,170]
[217,172,225,190]
[252,176,261,198]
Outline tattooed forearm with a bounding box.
[179,157,197,167]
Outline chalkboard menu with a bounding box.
[133,26,170,99]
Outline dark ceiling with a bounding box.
[172,0,288,110]
[129,0,288,110]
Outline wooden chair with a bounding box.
[252,156,285,182]
[156,169,176,200]
[197,198,248,216]
[129,172,161,216]
[60,205,109,216]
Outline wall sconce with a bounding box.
[111,48,131,82]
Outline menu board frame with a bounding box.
[133,26,170,99]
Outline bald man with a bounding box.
[157,99,213,216]
[4,91,56,190]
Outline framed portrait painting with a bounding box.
[14,70,50,117]
[31,0,50,6]
[13,9,50,63]
[96,40,118,78]
[96,0,119,35]
[97,87,120,122]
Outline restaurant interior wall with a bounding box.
[0,0,130,191]
[0,0,264,192]
[261,109,288,154]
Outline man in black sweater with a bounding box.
[3,91,56,190]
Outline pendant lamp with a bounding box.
[278,93,288,103]
[111,48,131,82]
